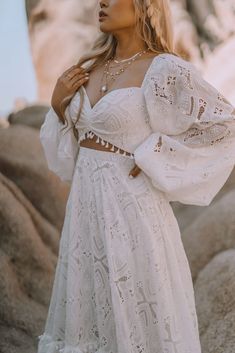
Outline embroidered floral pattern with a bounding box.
[39,53,235,353]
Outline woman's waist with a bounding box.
[79,131,135,158]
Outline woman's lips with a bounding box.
[99,10,107,16]
[99,10,108,20]
[99,16,107,21]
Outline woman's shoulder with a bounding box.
[149,52,196,76]
[142,52,199,94]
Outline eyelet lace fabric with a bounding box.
[132,55,235,206]
[38,147,201,353]
[38,53,235,353]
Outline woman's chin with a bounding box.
[99,24,112,33]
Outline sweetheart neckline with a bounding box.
[81,53,166,111]
[82,86,143,111]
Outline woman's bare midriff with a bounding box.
[79,131,134,157]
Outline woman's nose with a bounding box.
[99,0,108,8]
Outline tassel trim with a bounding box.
[78,130,134,158]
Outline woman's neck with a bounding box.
[113,30,148,60]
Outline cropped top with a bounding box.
[40,53,235,206]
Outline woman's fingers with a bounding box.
[70,71,88,84]
[67,67,87,81]
[51,65,88,114]
[128,164,142,178]
[71,74,90,88]
[61,66,86,82]
[63,64,85,76]
[61,72,89,91]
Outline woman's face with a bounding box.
[98,0,136,33]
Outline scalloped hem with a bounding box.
[37,333,100,353]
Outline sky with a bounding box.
[0,0,37,118]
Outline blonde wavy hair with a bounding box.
[60,0,177,139]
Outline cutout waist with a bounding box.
[79,131,134,159]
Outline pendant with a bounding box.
[101,84,108,93]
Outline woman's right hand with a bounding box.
[51,64,89,123]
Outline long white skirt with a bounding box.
[37,146,202,353]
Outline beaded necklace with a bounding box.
[100,47,150,95]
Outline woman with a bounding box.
[38,0,235,352]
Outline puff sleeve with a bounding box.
[39,105,79,182]
[134,54,235,206]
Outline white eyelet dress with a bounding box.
[38,53,235,353]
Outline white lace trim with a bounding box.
[38,333,99,353]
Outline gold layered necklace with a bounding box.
[99,47,150,95]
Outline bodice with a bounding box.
[68,86,153,154]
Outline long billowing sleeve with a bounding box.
[134,54,235,206]
[39,105,79,182]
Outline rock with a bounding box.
[170,0,202,63]
[8,105,49,130]
[171,201,206,232]
[0,173,59,353]
[181,190,235,281]
[194,249,235,353]
[187,0,235,46]
[172,167,235,232]
[0,122,72,352]
[0,125,69,230]
[26,0,98,103]
[203,35,235,105]
[0,118,9,129]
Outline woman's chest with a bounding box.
[69,86,151,133]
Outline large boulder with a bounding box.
[186,0,235,45]
[0,125,69,230]
[172,166,235,232]
[0,123,70,353]
[8,105,49,130]
[203,35,235,105]
[0,173,58,353]
[195,249,235,353]
[26,0,98,103]
[181,190,235,281]
[170,0,202,63]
